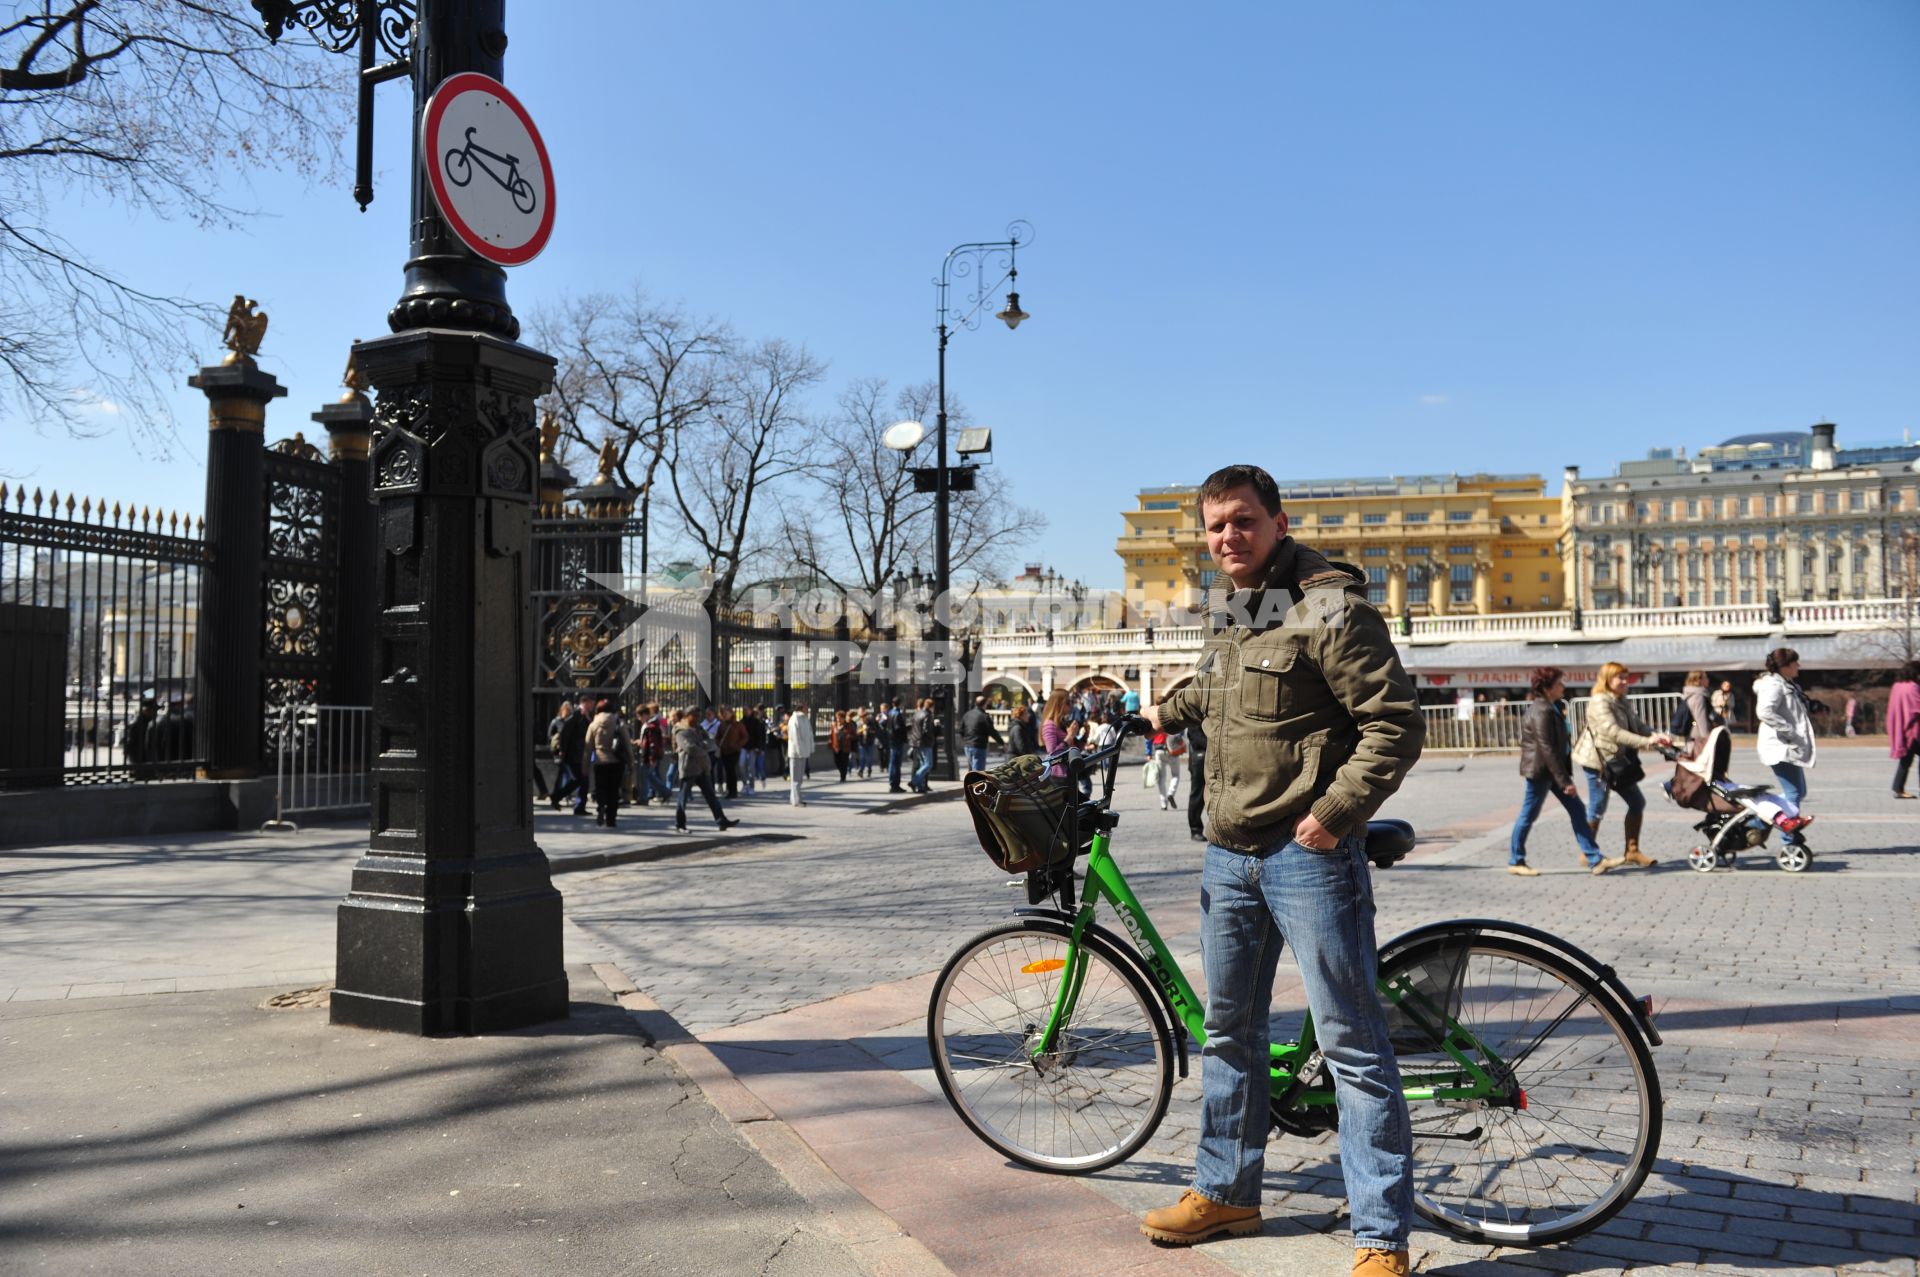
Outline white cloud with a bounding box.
[1419,393,1448,407]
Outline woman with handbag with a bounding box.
[1754,647,1817,814]
[1571,662,1673,874]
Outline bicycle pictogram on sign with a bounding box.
[443,126,537,215]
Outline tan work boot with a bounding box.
[1591,856,1625,875]
[1140,1189,1262,1245]
[1507,863,1540,876]
[1353,1247,1412,1276]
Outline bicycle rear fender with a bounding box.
[1378,918,1662,1047]
[1013,907,1192,1080]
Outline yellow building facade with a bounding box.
[1117,474,1565,619]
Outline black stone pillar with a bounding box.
[188,357,286,778]
[775,621,793,711]
[316,389,377,707]
[833,614,852,714]
[331,329,564,1035]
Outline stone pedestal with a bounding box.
[188,358,286,778]
[329,328,566,1036]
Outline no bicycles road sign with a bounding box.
[422,72,554,267]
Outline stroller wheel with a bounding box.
[1687,846,1717,873]
[1777,842,1812,873]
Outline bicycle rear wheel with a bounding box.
[1378,936,1661,1245]
[928,919,1174,1173]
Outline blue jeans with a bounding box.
[1512,776,1603,867]
[967,745,988,772]
[1768,762,1807,811]
[911,745,935,790]
[888,746,904,788]
[1194,838,1413,1249]
[1582,767,1645,826]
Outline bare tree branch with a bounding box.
[1,0,350,449]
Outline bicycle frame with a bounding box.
[1032,831,1505,1111]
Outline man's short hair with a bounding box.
[1197,464,1283,517]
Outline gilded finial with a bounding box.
[340,346,367,402]
[538,410,560,464]
[221,294,269,363]
[595,435,616,481]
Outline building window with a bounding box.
[1448,510,1473,522]
[1448,543,1473,554]
[1199,570,1217,589]
[1765,494,1777,515]
[1540,572,1550,582]
[1687,499,1699,518]
[1502,572,1513,583]
[1364,547,1388,557]
[1540,548,1550,556]
[1408,565,1430,604]
[1450,563,1473,604]
[1660,501,1673,519]
[1797,494,1814,514]
[1404,512,1429,524]
[1850,489,1866,511]
[1362,512,1387,524]
[1501,548,1511,557]
[1320,514,1346,525]
[1637,503,1650,519]
[1540,594,1551,606]
[1143,500,1181,511]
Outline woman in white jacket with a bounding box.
[785,702,816,807]
[1753,647,1816,826]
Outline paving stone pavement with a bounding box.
[5,745,1916,1275]
[557,747,1920,1276]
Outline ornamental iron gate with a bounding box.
[260,437,341,757]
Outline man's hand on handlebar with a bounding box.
[1141,704,1162,732]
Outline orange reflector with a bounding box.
[1517,1089,1529,1111]
[1021,959,1068,974]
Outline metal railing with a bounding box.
[263,704,371,829]
[1422,692,1685,756]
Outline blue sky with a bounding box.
[16,0,1918,589]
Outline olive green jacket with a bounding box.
[1156,538,1425,850]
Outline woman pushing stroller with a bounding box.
[1571,661,1674,874]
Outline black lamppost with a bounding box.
[887,221,1032,782]
[255,0,567,1035]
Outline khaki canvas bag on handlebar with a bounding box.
[964,754,1078,875]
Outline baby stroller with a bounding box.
[1661,727,1814,873]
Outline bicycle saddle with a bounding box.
[1365,818,1416,869]
[1714,780,1772,799]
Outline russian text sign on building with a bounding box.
[422,72,554,266]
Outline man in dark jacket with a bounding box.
[1142,464,1423,1275]
[886,698,909,792]
[958,693,1005,772]
[1185,720,1208,842]
[554,698,591,816]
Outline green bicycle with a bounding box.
[928,719,1664,1246]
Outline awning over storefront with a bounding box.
[1398,630,1903,686]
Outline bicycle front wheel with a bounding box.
[928,919,1174,1173]
[1379,936,1662,1245]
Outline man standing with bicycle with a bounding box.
[1142,464,1425,1277]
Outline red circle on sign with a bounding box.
[422,71,555,266]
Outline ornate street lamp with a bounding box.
[883,222,1033,782]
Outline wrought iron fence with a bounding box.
[0,485,209,787]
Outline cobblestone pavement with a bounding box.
[5,744,1914,1274]
[558,746,1920,1275]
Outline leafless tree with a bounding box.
[779,376,1046,628]
[1,1,350,450]
[531,290,734,584]
[669,337,825,608]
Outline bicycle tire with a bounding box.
[1377,935,1662,1245]
[510,174,536,214]
[928,918,1174,1173]
[444,148,472,187]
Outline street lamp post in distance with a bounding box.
[884,220,1033,782]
